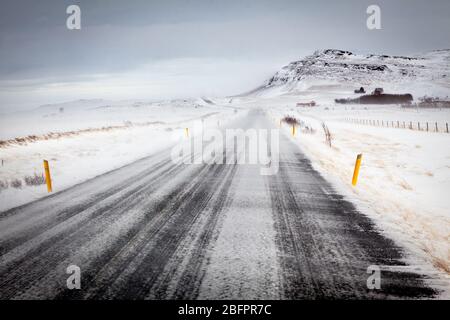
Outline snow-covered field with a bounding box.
[0,98,238,211]
[0,98,233,140]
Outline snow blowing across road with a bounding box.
[0,48,449,299]
[0,107,447,299]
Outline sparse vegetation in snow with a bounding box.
[24,173,46,186]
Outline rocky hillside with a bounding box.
[249,49,450,96]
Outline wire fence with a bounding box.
[344,118,450,133]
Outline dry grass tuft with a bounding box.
[282,115,299,125]
[10,178,23,189]
[24,173,46,186]
[0,179,8,192]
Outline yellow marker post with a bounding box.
[43,160,52,192]
[292,125,296,137]
[185,128,189,138]
[352,154,362,186]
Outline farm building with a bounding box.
[296,101,316,107]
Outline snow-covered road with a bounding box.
[0,110,438,299]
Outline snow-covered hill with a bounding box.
[249,49,450,98]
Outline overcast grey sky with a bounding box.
[1,0,449,112]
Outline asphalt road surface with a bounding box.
[0,110,436,299]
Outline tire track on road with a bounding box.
[0,148,178,250]
[83,163,233,299]
[150,163,238,299]
[0,155,175,254]
[0,159,197,299]
[268,134,436,299]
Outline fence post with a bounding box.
[397,121,399,128]
[352,154,363,186]
[447,123,449,133]
[43,160,52,193]
[418,122,420,131]
[436,122,438,132]
[427,122,429,131]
